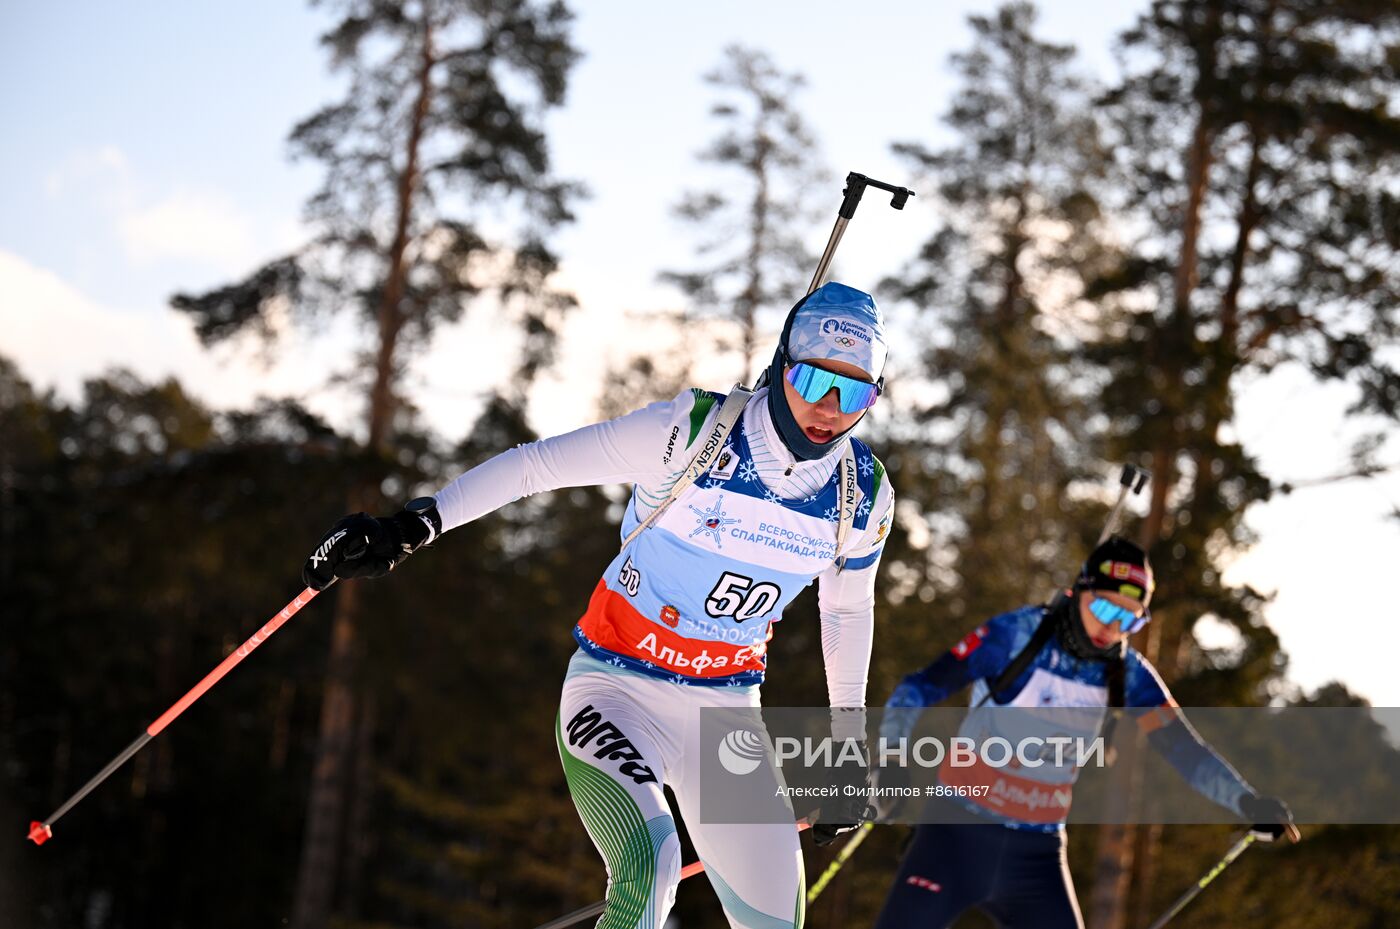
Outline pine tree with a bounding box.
[169,3,581,925]
[659,44,828,384]
[1085,2,1400,924]
[881,2,1115,635]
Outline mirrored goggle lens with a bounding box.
[1089,597,1150,634]
[785,363,880,413]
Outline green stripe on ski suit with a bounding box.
[687,388,720,447]
[869,456,886,511]
[706,860,804,929]
[556,715,676,928]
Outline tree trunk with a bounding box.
[367,24,435,455]
[1088,430,1179,929]
[342,693,378,919]
[1219,135,1261,348]
[1129,125,1263,914]
[1087,744,1143,929]
[984,212,1028,591]
[1171,121,1212,325]
[1090,68,1216,922]
[1130,821,1165,928]
[290,22,435,929]
[291,578,363,929]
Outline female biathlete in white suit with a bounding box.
[301,282,896,929]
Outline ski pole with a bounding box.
[532,821,813,929]
[1049,462,1150,612]
[1141,831,1257,929]
[806,820,874,904]
[807,172,915,295]
[27,586,323,846]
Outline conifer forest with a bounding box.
[2,2,1398,928]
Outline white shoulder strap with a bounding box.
[620,385,753,550]
[833,442,858,570]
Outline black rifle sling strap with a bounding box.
[981,602,1127,722]
[981,605,1059,706]
[1101,647,1127,748]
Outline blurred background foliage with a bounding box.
[3,1,1398,928]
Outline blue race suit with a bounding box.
[873,604,1258,929]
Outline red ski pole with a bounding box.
[27,586,323,846]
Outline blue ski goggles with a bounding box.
[1088,597,1151,635]
[784,362,882,413]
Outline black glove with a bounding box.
[810,740,874,847]
[1239,794,1296,842]
[301,497,441,591]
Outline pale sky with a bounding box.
[2,1,1396,704]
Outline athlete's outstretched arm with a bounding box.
[1141,698,1296,838]
[302,388,711,587]
[879,617,1016,743]
[301,390,710,589]
[433,389,704,531]
[1138,705,1256,816]
[1128,661,1257,816]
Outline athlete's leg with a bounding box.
[670,770,806,928]
[871,823,990,929]
[669,695,805,929]
[558,670,682,929]
[983,828,1084,929]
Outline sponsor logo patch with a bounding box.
[564,704,658,785]
[1099,560,1153,589]
[662,425,680,464]
[710,448,738,480]
[951,626,988,660]
[820,317,873,345]
[660,605,680,628]
[310,529,348,568]
[688,496,741,547]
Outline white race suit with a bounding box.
[433,386,894,929]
